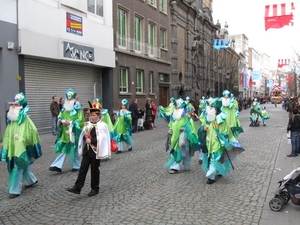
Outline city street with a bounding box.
[0,104,300,225]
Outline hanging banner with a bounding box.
[265,2,295,31]
[213,39,232,50]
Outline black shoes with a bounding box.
[25,180,38,189]
[67,186,81,194]
[71,169,79,172]
[49,166,62,172]
[206,179,215,184]
[115,151,122,154]
[128,147,132,151]
[88,189,99,197]
[287,153,298,157]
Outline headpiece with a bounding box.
[174,98,186,108]
[65,88,77,100]
[121,99,129,107]
[9,92,27,107]
[222,90,231,97]
[88,98,103,113]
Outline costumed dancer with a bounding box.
[198,97,244,184]
[260,106,270,126]
[249,98,261,126]
[114,99,134,154]
[159,98,199,174]
[49,88,84,172]
[67,99,110,197]
[1,92,42,198]
[220,90,244,138]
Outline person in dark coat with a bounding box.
[129,99,139,133]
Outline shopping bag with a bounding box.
[110,140,118,152]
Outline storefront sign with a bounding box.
[66,12,83,36]
[63,41,94,62]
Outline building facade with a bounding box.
[113,0,171,108]
[1,0,115,137]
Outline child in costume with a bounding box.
[67,99,110,197]
[114,99,134,154]
[260,106,270,126]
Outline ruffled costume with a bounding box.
[54,103,84,162]
[1,106,42,192]
[113,110,134,150]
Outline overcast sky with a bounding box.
[213,0,300,68]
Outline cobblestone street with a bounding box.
[0,105,300,225]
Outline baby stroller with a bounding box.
[249,109,260,127]
[269,167,300,211]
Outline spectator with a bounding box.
[59,97,64,110]
[129,99,139,133]
[287,108,300,157]
[50,95,60,135]
[150,100,157,128]
[145,98,152,120]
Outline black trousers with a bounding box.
[132,118,138,132]
[75,150,100,190]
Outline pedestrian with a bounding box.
[49,88,85,172]
[129,99,139,133]
[67,98,110,197]
[286,108,300,157]
[150,99,157,128]
[59,97,64,110]
[50,95,60,135]
[114,99,134,154]
[1,92,42,198]
[145,98,153,121]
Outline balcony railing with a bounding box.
[116,33,161,59]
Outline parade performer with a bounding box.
[49,88,84,172]
[67,99,110,196]
[198,97,244,184]
[159,98,199,174]
[114,99,134,154]
[261,106,270,126]
[1,92,42,198]
[220,90,244,137]
[249,98,261,126]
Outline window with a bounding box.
[117,8,128,47]
[148,0,156,6]
[119,67,129,93]
[88,0,103,17]
[159,0,166,12]
[134,16,143,52]
[160,28,166,49]
[148,23,155,55]
[149,71,154,93]
[136,70,144,93]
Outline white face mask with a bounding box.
[7,106,22,121]
[206,106,216,122]
[64,99,75,111]
[173,108,184,120]
[222,97,230,107]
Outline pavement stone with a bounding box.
[0,104,300,224]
